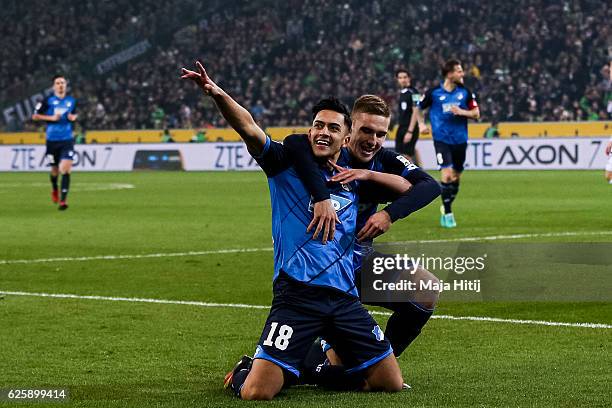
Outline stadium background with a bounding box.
[1,0,611,407]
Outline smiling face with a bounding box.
[347,112,390,163]
[308,110,349,159]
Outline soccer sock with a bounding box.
[301,338,329,385]
[50,174,58,191]
[384,302,434,357]
[449,181,460,207]
[440,182,453,214]
[303,363,365,391]
[60,173,70,201]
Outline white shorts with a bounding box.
[606,155,612,172]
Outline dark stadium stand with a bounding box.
[2,0,610,132]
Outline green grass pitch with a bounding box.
[0,170,610,407]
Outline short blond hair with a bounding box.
[352,94,391,118]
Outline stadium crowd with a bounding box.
[4,0,610,131]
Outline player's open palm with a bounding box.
[181,61,220,96]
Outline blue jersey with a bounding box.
[418,83,478,145]
[35,95,77,141]
[352,149,421,270]
[254,137,360,297]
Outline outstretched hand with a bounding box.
[329,161,371,184]
[180,61,220,96]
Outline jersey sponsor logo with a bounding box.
[372,325,384,341]
[52,100,59,105]
[442,102,459,113]
[439,95,446,101]
[308,193,353,214]
[395,154,419,171]
[54,107,68,116]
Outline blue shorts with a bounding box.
[434,140,467,172]
[254,272,393,378]
[45,140,74,166]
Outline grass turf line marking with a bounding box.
[0,247,273,265]
[1,290,610,330]
[2,231,611,266]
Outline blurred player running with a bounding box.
[32,75,78,210]
[182,61,411,400]
[410,59,480,228]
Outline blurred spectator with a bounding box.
[161,128,174,143]
[483,121,500,138]
[3,0,611,131]
[190,128,207,143]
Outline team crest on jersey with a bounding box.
[401,101,408,111]
[372,325,384,341]
[308,193,352,214]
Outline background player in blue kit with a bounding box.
[182,61,411,400]
[410,59,480,228]
[32,75,78,210]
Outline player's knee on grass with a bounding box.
[240,359,285,400]
[364,354,403,392]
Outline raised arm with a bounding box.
[181,61,267,155]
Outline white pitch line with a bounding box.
[389,230,612,244]
[1,290,610,330]
[0,247,273,265]
[1,230,610,266]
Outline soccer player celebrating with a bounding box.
[283,95,441,367]
[395,69,422,166]
[410,59,480,228]
[32,75,78,210]
[181,61,409,400]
